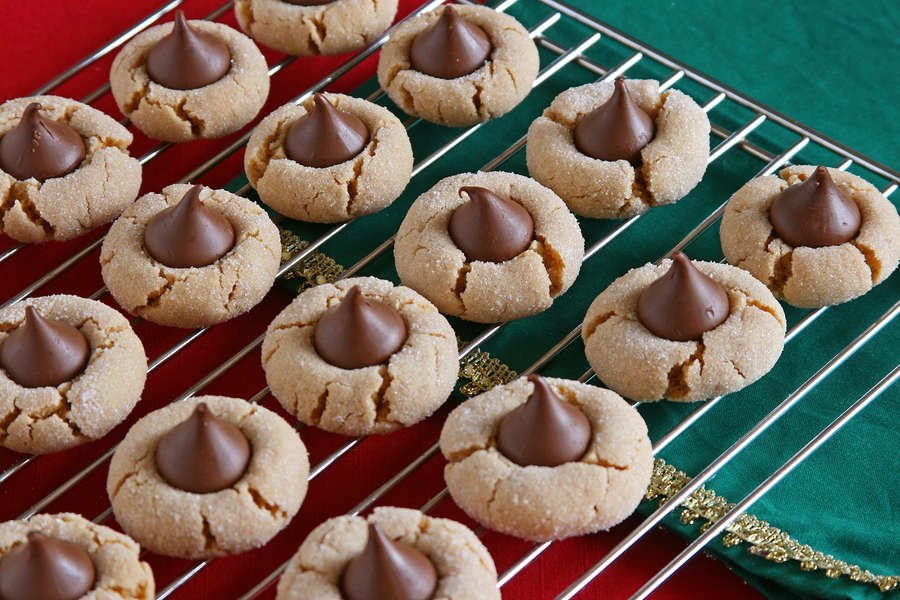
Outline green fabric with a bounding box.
[224,1,900,598]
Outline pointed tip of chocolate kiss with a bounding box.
[448,186,534,263]
[0,305,90,389]
[143,184,235,269]
[284,94,369,168]
[574,78,655,164]
[637,251,730,342]
[496,374,592,467]
[769,166,861,248]
[409,4,492,79]
[340,522,437,600]
[146,9,231,90]
[0,101,86,182]
[0,530,96,600]
[313,285,408,370]
[154,401,251,494]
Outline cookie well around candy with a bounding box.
[245,93,413,223]
[720,165,900,308]
[108,396,309,559]
[527,78,710,218]
[377,4,539,126]
[110,10,269,142]
[0,295,147,455]
[261,277,458,436]
[0,96,142,243]
[582,253,786,403]
[235,0,398,57]
[0,513,154,600]
[275,507,500,600]
[101,183,281,329]
[394,171,584,323]
[440,375,653,542]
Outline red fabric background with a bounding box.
[0,1,766,598]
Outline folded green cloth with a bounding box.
[228,0,900,597]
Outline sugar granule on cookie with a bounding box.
[720,165,900,308]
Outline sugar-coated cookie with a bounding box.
[394,171,584,323]
[0,96,141,243]
[276,507,500,600]
[527,79,709,218]
[110,12,269,142]
[108,395,309,559]
[262,277,458,436]
[440,376,653,541]
[0,513,154,599]
[236,0,398,56]
[720,165,900,308]
[377,5,538,127]
[0,295,146,454]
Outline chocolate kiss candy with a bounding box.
[284,93,370,168]
[144,185,235,268]
[410,5,492,79]
[637,252,730,342]
[340,523,438,600]
[155,403,251,493]
[769,166,861,248]
[146,10,231,90]
[496,374,592,467]
[0,531,96,600]
[313,286,408,370]
[574,79,655,163]
[449,186,534,263]
[0,306,90,388]
[0,103,85,181]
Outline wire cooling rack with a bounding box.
[1,0,898,598]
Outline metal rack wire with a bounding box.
[2,0,898,598]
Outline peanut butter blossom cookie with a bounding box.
[0,513,154,600]
[440,375,653,541]
[0,96,141,243]
[245,93,413,223]
[720,165,900,308]
[0,295,147,455]
[276,507,500,600]
[110,11,269,142]
[394,171,584,323]
[527,79,710,218]
[108,396,309,559]
[235,0,398,57]
[262,277,458,436]
[377,5,539,127]
[101,183,281,328]
[582,252,786,403]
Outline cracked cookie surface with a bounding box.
[245,93,413,223]
[394,171,584,323]
[720,165,900,308]
[377,4,539,127]
[0,95,141,243]
[526,79,710,219]
[440,377,653,542]
[110,19,269,142]
[107,395,309,559]
[262,277,458,436]
[100,183,281,328]
[0,295,147,454]
[0,512,154,599]
[582,260,786,403]
[276,506,499,600]
[236,0,397,57]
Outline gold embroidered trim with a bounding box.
[647,458,899,592]
[279,229,344,289]
[272,231,897,592]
